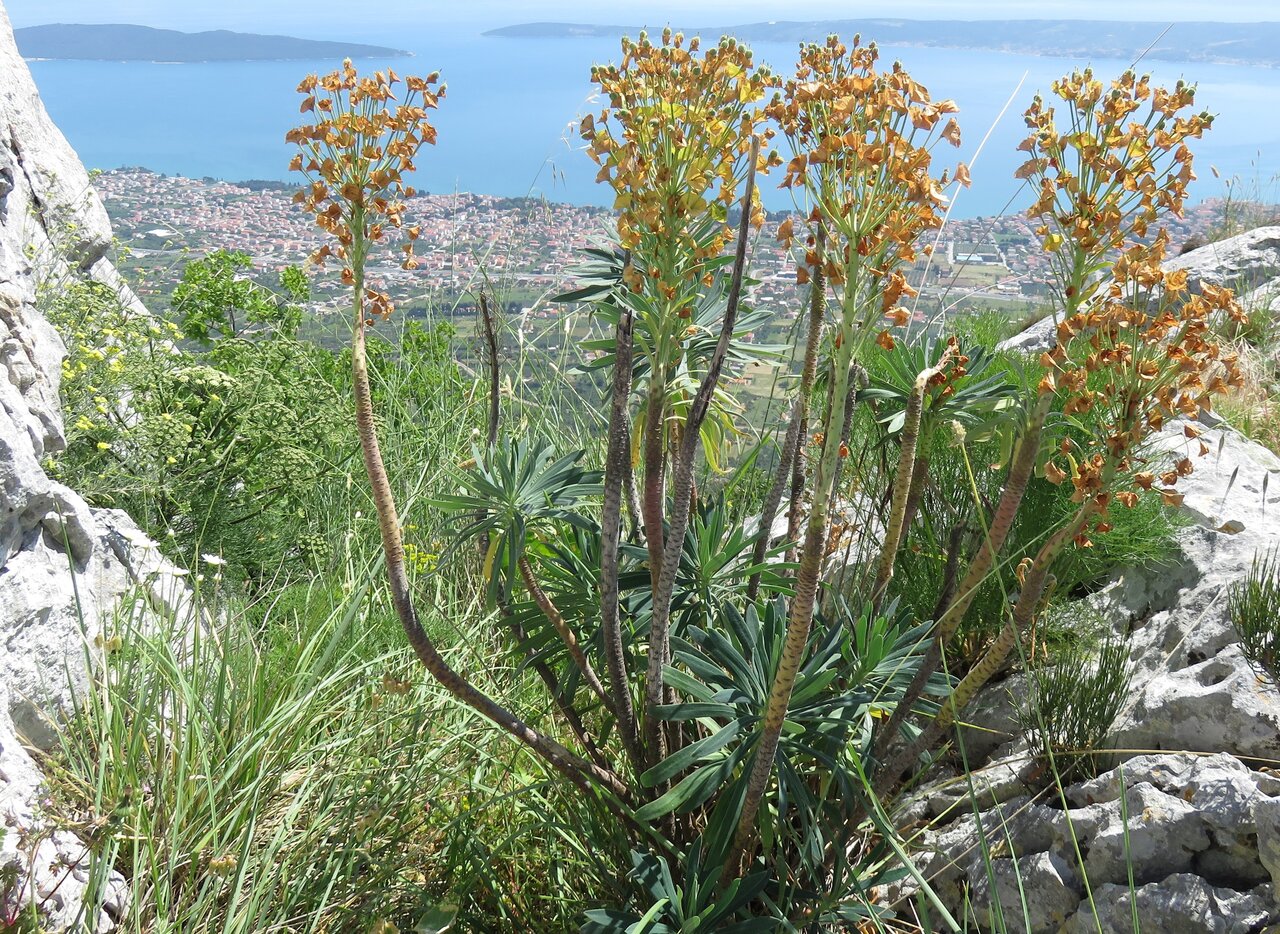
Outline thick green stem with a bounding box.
[642,380,667,589]
[871,364,941,608]
[928,511,1087,738]
[936,392,1053,641]
[731,300,856,865]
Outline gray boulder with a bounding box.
[898,754,1280,932]
[1064,874,1275,934]
[1104,421,1280,760]
[1167,226,1280,296]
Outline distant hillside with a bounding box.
[15,23,410,62]
[485,19,1280,68]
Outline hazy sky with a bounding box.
[6,0,1280,36]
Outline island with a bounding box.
[15,23,410,63]
[484,19,1280,69]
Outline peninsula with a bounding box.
[485,19,1280,69]
[15,23,410,62]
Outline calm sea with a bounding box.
[25,28,1280,218]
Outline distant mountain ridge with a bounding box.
[15,23,410,62]
[485,19,1280,68]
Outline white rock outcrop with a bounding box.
[901,227,1280,931]
[0,3,188,929]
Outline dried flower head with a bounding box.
[286,60,445,312]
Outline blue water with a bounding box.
[25,29,1280,218]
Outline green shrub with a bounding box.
[44,252,474,588]
[45,261,349,582]
[1229,547,1280,680]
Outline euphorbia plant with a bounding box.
[287,61,629,801]
[872,67,1241,790]
[289,46,1245,931]
[731,35,963,860]
[582,29,778,765]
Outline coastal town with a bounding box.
[95,167,1232,325]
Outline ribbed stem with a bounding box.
[348,219,628,801]
[518,556,612,712]
[871,363,942,609]
[732,287,854,865]
[784,231,828,566]
[936,392,1053,641]
[749,230,826,600]
[642,140,760,767]
[641,380,667,588]
[600,302,642,771]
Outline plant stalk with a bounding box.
[732,276,855,865]
[518,555,613,712]
[642,140,760,766]
[871,363,943,609]
[749,228,826,600]
[348,217,628,801]
[601,303,643,770]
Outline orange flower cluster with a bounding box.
[286,59,443,316]
[1040,235,1245,542]
[1019,69,1212,309]
[767,37,960,347]
[926,336,969,399]
[582,30,777,294]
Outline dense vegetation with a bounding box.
[26,29,1280,934]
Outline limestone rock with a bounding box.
[997,312,1057,353]
[1064,875,1276,934]
[1166,226,1280,296]
[1254,796,1280,889]
[1101,421,1280,761]
[970,851,1080,933]
[0,2,190,928]
[902,405,1280,929]
[899,753,1280,930]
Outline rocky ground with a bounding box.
[893,232,1280,932]
[0,3,188,928]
